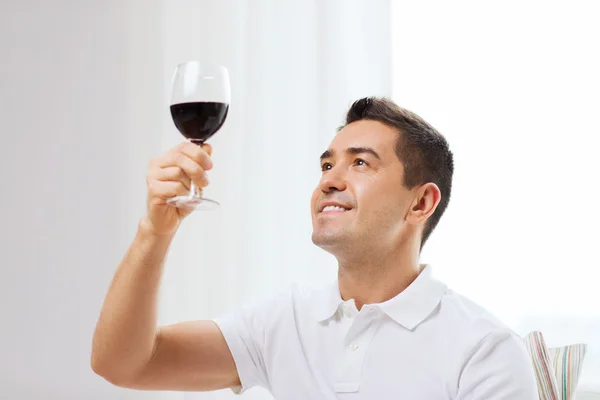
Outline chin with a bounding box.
[312,236,361,262]
[311,231,332,246]
[311,230,347,251]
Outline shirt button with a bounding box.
[349,343,359,351]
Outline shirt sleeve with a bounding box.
[212,293,283,394]
[456,329,539,400]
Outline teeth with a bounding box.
[322,205,348,212]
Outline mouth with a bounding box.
[319,204,352,214]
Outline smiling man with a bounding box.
[92,97,538,399]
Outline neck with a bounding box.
[335,237,422,310]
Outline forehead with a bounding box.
[328,120,399,156]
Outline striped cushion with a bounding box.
[523,331,588,400]
[524,331,560,400]
[548,343,587,400]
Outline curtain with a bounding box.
[156,1,392,398]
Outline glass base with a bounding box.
[166,195,220,210]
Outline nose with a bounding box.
[318,165,347,193]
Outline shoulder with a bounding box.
[438,288,531,365]
[439,288,517,338]
[437,289,529,361]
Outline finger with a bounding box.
[153,166,191,191]
[148,180,190,200]
[201,143,212,157]
[177,142,213,171]
[158,151,209,188]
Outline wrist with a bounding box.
[138,216,178,239]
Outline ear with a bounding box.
[406,183,441,226]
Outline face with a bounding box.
[311,120,419,256]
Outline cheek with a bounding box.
[354,177,387,204]
[355,180,407,217]
[310,187,320,210]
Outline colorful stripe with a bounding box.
[524,331,560,400]
[548,343,587,400]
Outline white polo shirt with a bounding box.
[214,265,538,399]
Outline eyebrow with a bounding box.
[320,147,381,161]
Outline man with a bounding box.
[91,97,538,398]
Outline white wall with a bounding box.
[0,1,166,398]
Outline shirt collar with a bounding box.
[313,264,448,330]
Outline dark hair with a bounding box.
[343,97,454,250]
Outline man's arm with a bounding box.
[91,219,240,391]
[91,142,240,391]
[114,320,240,391]
[456,329,538,400]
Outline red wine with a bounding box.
[170,101,229,143]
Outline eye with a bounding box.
[354,158,368,167]
[321,162,333,171]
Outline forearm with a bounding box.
[91,216,176,381]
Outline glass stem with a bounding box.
[189,139,204,199]
[189,181,201,199]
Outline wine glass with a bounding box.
[167,61,230,210]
